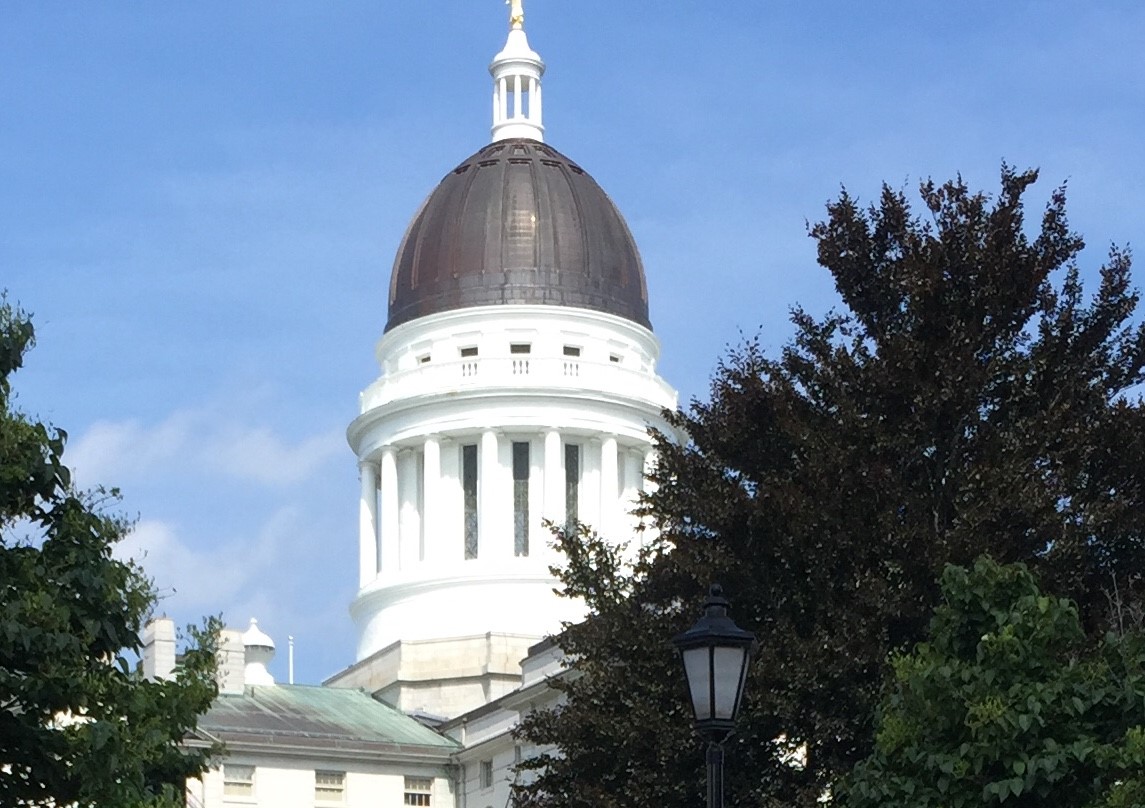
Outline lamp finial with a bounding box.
[490,0,545,142]
[507,0,525,30]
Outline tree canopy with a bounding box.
[513,168,1145,807]
[0,301,219,807]
[841,557,1145,808]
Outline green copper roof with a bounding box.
[197,685,458,751]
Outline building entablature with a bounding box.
[349,395,671,461]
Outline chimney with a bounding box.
[217,628,246,694]
[141,617,177,681]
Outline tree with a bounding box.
[513,168,1145,807]
[0,300,220,807]
[840,557,1145,808]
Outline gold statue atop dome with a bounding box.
[507,0,525,29]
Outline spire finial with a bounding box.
[508,0,525,30]
[490,1,545,142]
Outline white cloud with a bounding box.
[202,425,344,486]
[76,404,354,681]
[68,410,342,490]
[67,413,195,489]
[114,507,354,683]
[115,518,249,617]
[117,508,304,627]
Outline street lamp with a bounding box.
[672,584,756,808]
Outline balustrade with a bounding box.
[362,355,674,411]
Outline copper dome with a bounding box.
[386,139,650,332]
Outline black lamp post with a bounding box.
[672,584,756,808]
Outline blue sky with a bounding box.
[3,2,1142,685]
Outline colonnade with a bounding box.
[358,430,652,587]
[493,74,542,126]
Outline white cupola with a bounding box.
[490,0,544,142]
[242,618,276,686]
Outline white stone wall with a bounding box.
[191,756,451,808]
[449,646,567,808]
[326,633,538,718]
[456,710,520,808]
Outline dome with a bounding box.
[242,618,275,650]
[386,139,650,332]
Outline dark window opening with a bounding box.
[510,343,532,354]
[564,444,580,531]
[460,346,478,358]
[462,444,478,559]
[513,441,530,557]
[563,345,581,357]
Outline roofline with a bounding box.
[185,732,459,763]
[438,667,574,733]
[324,631,542,687]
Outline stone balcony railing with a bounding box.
[361,356,677,411]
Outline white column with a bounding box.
[498,433,515,558]
[439,440,462,563]
[622,447,643,502]
[599,436,619,539]
[398,449,422,568]
[480,429,500,559]
[642,449,659,495]
[622,448,643,537]
[499,77,508,122]
[527,435,544,558]
[380,446,399,575]
[358,460,378,588]
[422,436,441,562]
[533,77,542,126]
[513,74,522,118]
[492,86,500,126]
[581,438,602,532]
[543,429,564,526]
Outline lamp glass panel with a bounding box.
[681,646,712,719]
[712,646,748,720]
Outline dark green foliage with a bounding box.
[513,168,1145,807]
[512,523,701,808]
[0,300,220,807]
[840,557,1145,807]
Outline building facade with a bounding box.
[143,619,459,808]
